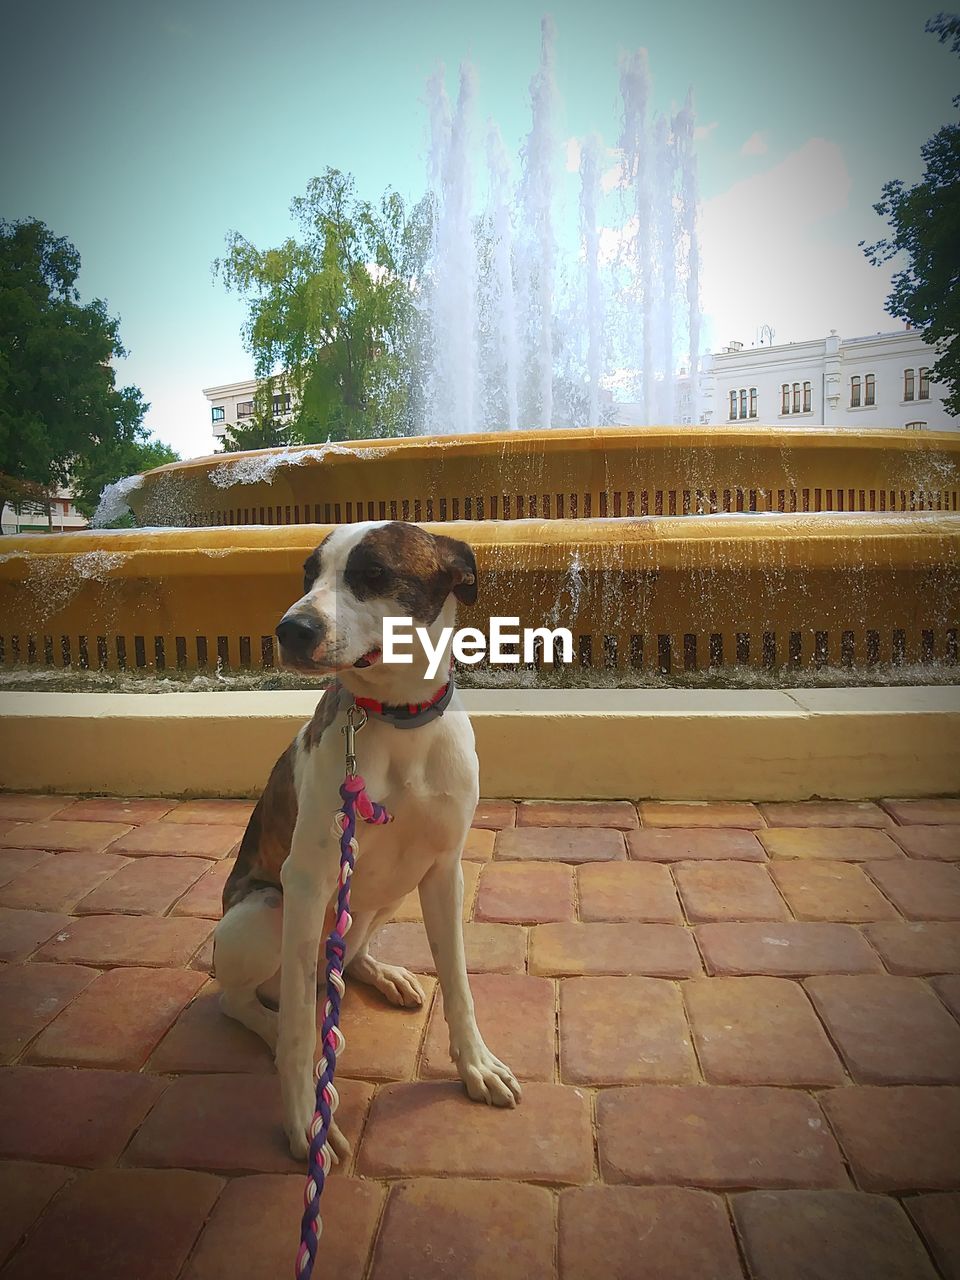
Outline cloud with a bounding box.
[699,138,892,346]
[565,137,581,173]
[740,131,769,157]
[693,121,719,143]
[601,163,623,193]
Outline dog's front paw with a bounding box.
[283,1078,353,1164]
[456,1045,522,1108]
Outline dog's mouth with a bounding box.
[279,646,382,676]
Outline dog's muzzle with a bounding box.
[276,611,326,662]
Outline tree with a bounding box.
[72,434,179,522]
[0,218,155,527]
[216,168,432,442]
[862,15,960,414]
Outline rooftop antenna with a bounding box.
[759,323,775,346]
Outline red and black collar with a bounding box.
[354,675,454,729]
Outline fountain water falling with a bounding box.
[418,19,703,433]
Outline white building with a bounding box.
[202,377,295,445]
[1,488,87,535]
[700,328,955,431]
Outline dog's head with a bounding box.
[275,521,477,675]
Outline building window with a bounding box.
[789,382,798,414]
[904,369,915,401]
[749,388,757,418]
[728,391,737,420]
[272,393,292,416]
[211,406,225,423]
[851,376,861,408]
[905,421,927,431]
[865,373,875,406]
[236,400,254,419]
[803,381,811,413]
[739,389,747,420]
[919,367,930,400]
[781,384,790,415]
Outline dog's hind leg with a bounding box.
[213,887,283,1051]
[344,909,427,1008]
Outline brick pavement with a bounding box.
[0,792,958,1278]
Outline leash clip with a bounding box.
[342,704,368,776]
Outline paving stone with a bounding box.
[864,922,960,975]
[883,799,960,826]
[109,822,241,858]
[371,921,526,974]
[0,794,72,822]
[390,860,480,923]
[560,976,697,1085]
[639,800,764,829]
[182,1173,384,1280]
[805,975,960,1084]
[559,1185,745,1280]
[0,961,97,1063]
[597,1085,845,1188]
[370,1178,556,1280]
[462,827,496,860]
[26,966,206,1069]
[2,1168,222,1280]
[518,800,639,829]
[35,913,214,968]
[759,800,891,828]
[0,850,129,912]
[356,1081,592,1183]
[823,1086,960,1191]
[57,797,177,823]
[932,975,960,1020]
[0,847,51,888]
[906,1193,960,1280]
[697,922,882,976]
[419,972,556,1083]
[190,935,215,973]
[475,862,575,923]
[496,826,625,863]
[0,1161,71,1267]
[159,798,255,825]
[759,826,902,861]
[866,861,960,919]
[732,1189,938,1280]
[126,1073,373,1174]
[0,819,131,853]
[147,982,275,1074]
[336,974,436,1081]
[74,855,212,916]
[771,861,898,922]
[684,976,844,1086]
[628,827,765,861]
[531,922,701,977]
[472,800,517,829]
[0,1065,165,1166]
[889,826,960,860]
[673,860,789,922]
[169,860,232,918]
[576,862,682,922]
[0,907,73,961]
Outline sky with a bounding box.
[3,0,956,459]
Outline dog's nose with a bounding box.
[276,612,325,656]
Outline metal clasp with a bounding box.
[342,704,368,776]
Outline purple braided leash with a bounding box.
[296,771,390,1280]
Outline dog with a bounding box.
[213,520,521,1161]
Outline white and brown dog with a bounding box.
[213,521,521,1161]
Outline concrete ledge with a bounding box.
[1,687,958,800]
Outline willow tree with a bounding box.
[216,168,431,443]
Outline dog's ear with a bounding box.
[436,535,478,605]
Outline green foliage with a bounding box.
[862,15,960,415]
[0,218,153,520]
[216,168,431,442]
[72,434,179,521]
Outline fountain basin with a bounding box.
[2,512,957,677]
